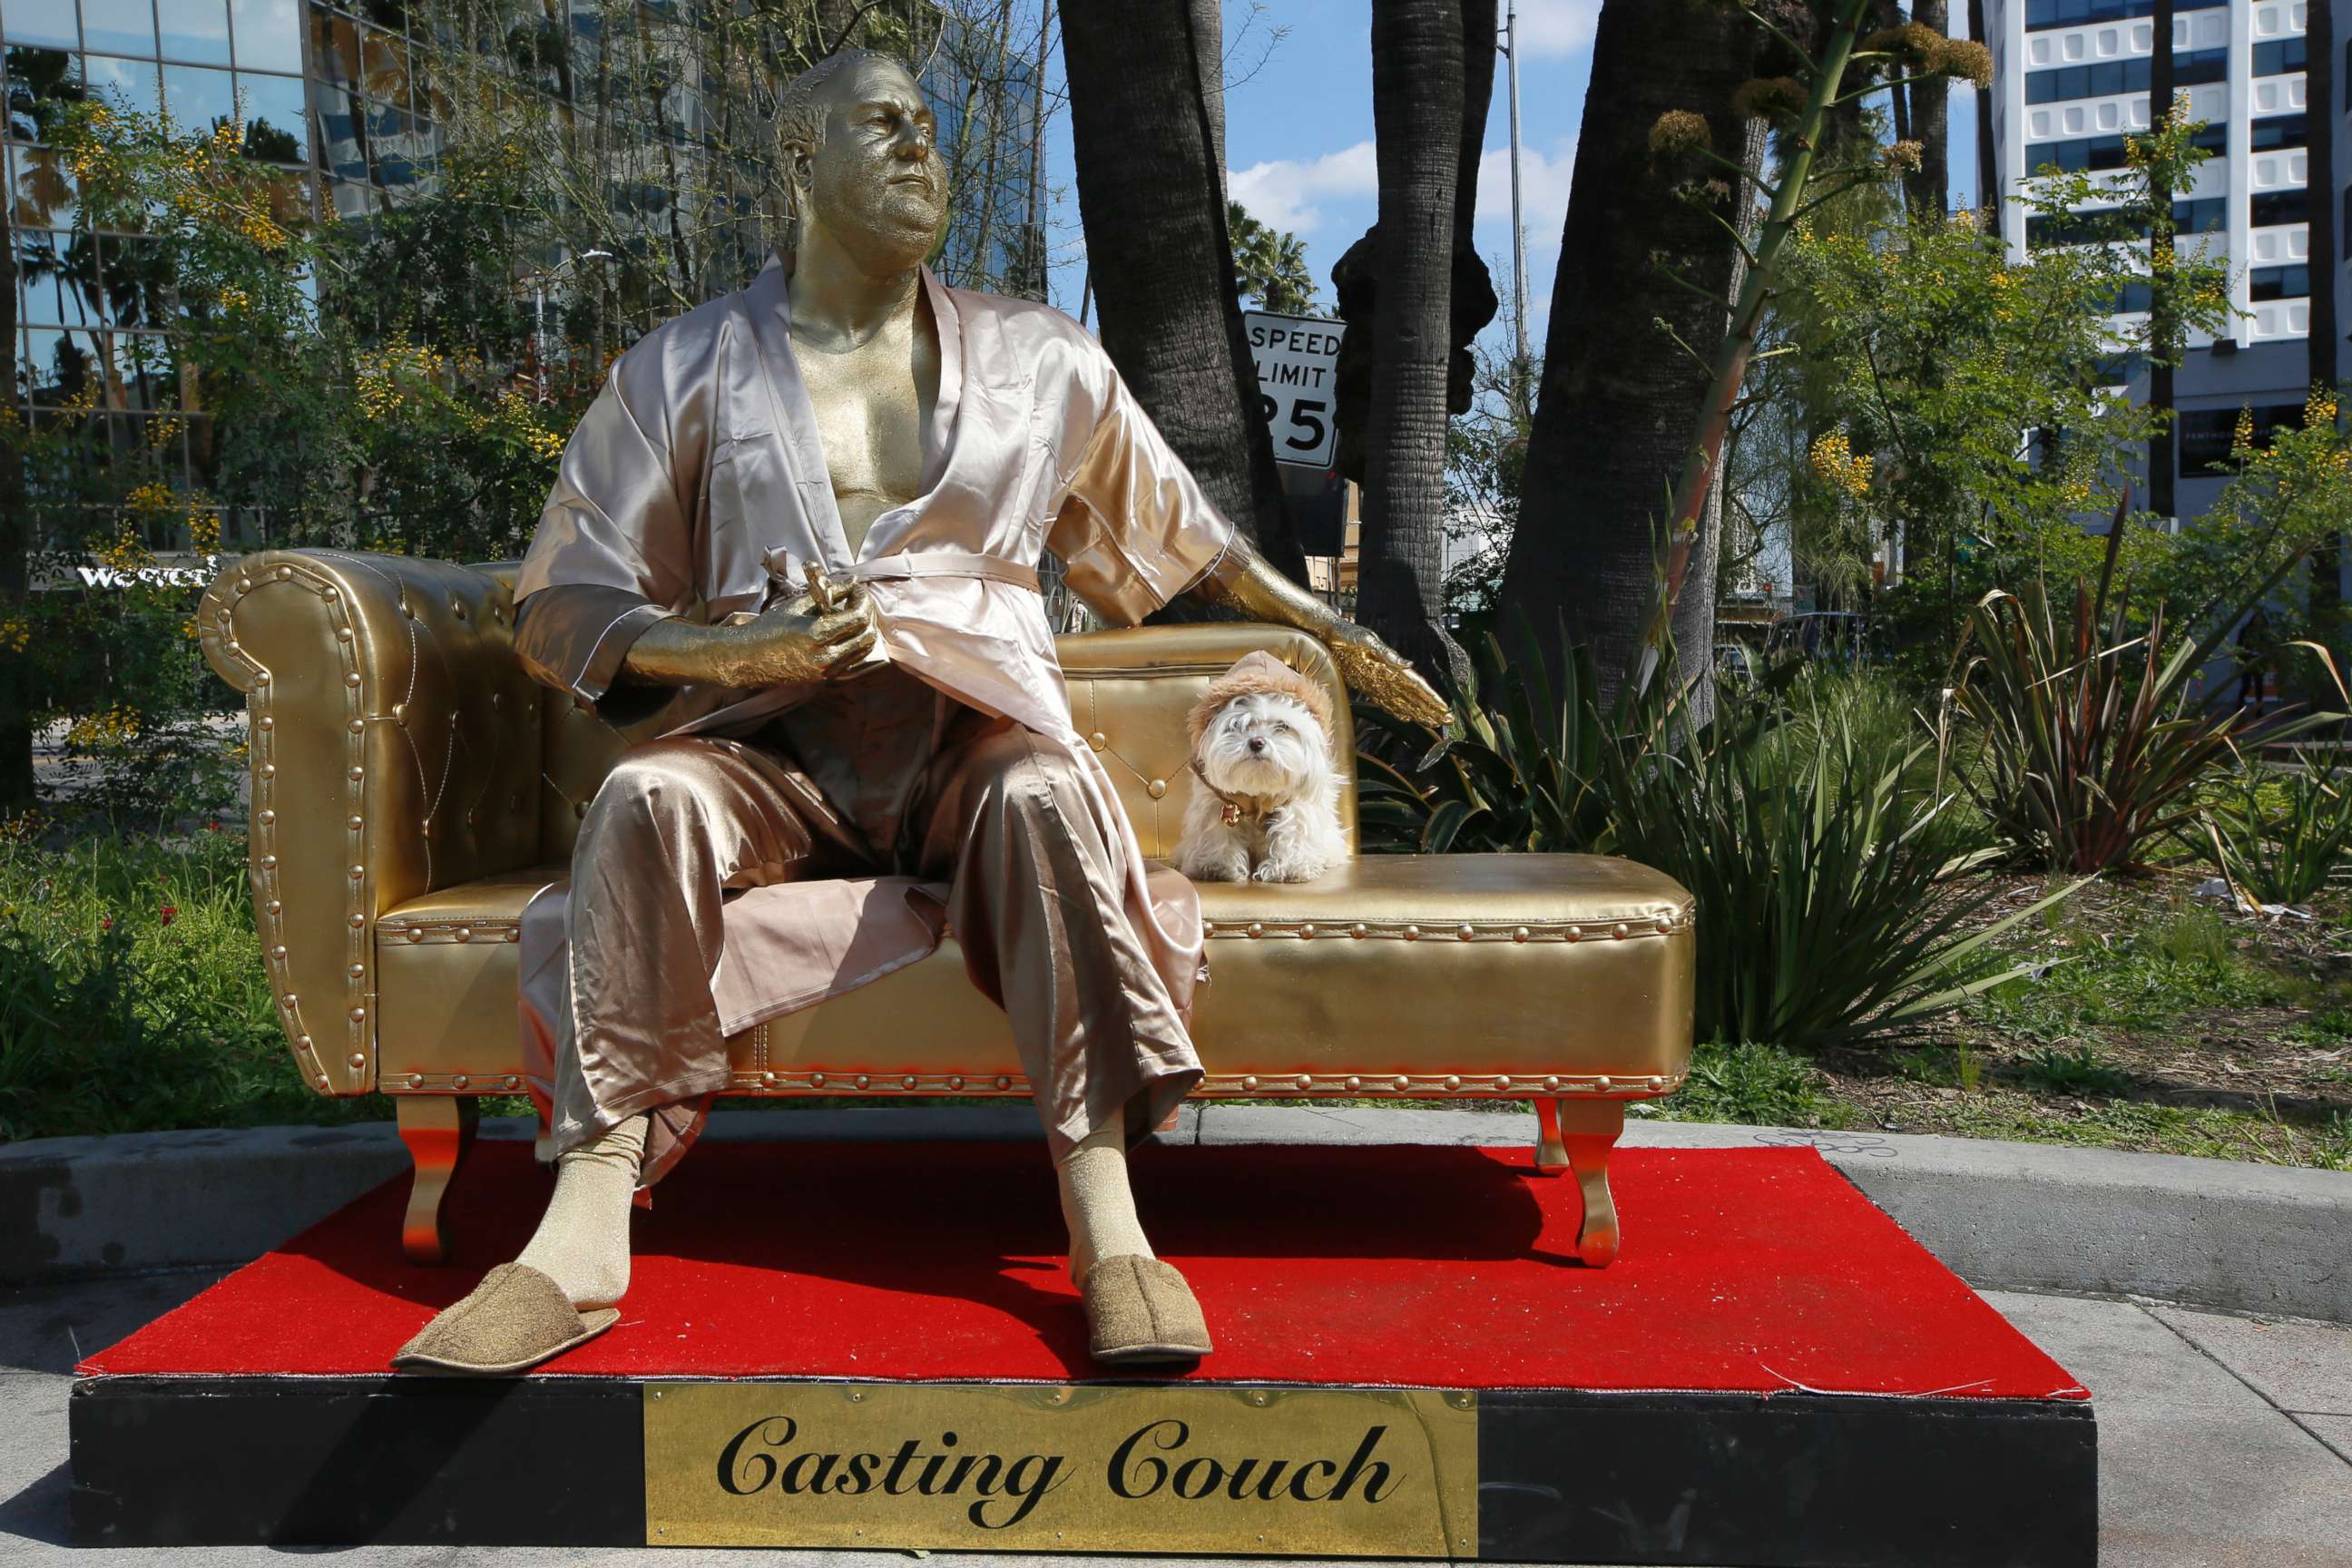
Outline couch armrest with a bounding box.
[198,550,544,1095]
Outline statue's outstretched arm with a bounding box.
[1192,540,1452,732]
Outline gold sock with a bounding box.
[1057,1124,1153,1284]
[514,1112,648,1309]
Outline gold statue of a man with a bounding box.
[395,49,1445,1375]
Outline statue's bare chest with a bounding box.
[789,319,941,554]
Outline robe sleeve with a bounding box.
[512,338,703,713]
[1045,355,1242,627]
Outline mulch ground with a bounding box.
[1806,873,2352,1164]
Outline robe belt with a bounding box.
[843,553,1042,592]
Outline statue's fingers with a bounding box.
[813,607,870,644]
[821,628,877,673]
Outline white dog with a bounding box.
[1173,650,1347,884]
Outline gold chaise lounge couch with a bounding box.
[198,550,1694,1269]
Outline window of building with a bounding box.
[2248,113,2305,152]
[161,2,234,66]
[80,0,155,58]
[2026,0,2227,28]
[2175,197,2224,232]
[2179,405,2306,473]
[2100,279,2153,314]
[3,1,80,52]
[2028,122,2226,173]
[2094,354,2145,387]
[2249,190,2307,228]
[2250,38,2307,78]
[2024,47,2228,104]
[2249,266,2308,301]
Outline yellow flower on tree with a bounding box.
[1809,429,1876,501]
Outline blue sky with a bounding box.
[1034,1,1984,350]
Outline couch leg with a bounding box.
[396,1096,478,1265]
[1534,1098,1623,1268]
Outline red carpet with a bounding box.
[83,1140,2084,1400]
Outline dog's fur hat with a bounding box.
[1185,650,1337,750]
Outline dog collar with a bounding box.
[1189,758,1276,827]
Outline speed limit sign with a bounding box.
[1243,312,1343,469]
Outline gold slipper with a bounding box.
[390,1262,620,1376]
[1082,1255,1212,1364]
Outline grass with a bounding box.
[1976,903,2294,1040]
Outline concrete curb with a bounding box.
[0,1105,1187,1285]
[5,1103,2346,1323]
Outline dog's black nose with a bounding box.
[1248,737,1267,753]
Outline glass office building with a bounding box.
[1985,0,2349,522]
[5,1,1041,544]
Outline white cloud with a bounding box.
[1511,0,1602,58]
[1473,135,1577,249]
[1228,141,1377,235]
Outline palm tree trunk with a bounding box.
[1191,0,1227,185]
[1061,0,1308,583]
[1493,0,1759,698]
[1356,0,1472,686]
[1455,0,1497,260]
[1906,0,1950,220]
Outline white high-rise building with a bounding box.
[1984,0,2347,522]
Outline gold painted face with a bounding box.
[799,57,948,269]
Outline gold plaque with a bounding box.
[642,1381,1477,1555]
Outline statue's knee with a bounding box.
[585,743,708,837]
[970,733,1096,838]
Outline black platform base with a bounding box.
[70,1373,2095,1564]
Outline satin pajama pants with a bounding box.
[547,666,1201,1189]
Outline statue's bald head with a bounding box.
[776,50,946,268]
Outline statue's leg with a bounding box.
[393,737,818,1374]
[916,724,1210,1361]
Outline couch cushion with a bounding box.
[374,854,1692,1100]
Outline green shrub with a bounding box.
[1353,632,1612,854]
[1361,633,2074,1050]
[2198,750,2352,906]
[1603,682,2076,1048]
[1948,508,2332,873]
[0,832,388,1141]
[1671,1041,1824,1125]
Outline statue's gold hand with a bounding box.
[1323,619,1453,731]
[1199,541,1454,733]
[622,583,878,689]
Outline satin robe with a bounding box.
[508,255,1240,1175]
